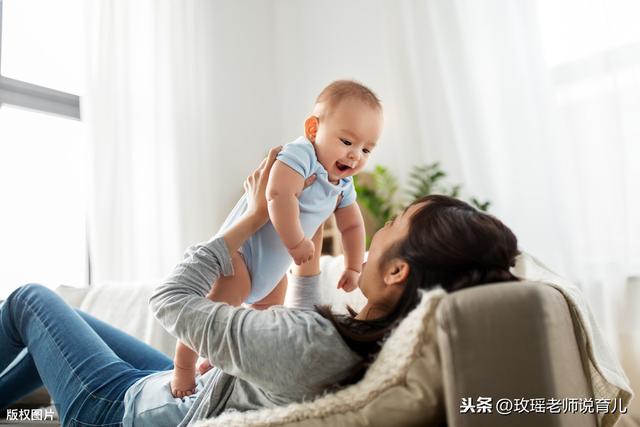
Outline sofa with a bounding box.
[1,255,630,426]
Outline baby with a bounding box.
[171,80,384,397]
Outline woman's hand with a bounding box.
[244,147,317,228]
[224,147,317,255]
[244,146,281,227]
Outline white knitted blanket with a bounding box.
[194,288,446,427]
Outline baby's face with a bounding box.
[312,99,383,183]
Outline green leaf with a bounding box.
[355,162,492,248]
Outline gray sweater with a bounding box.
[140,236,362,426]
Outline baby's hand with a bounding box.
[288,238,315,265]
[337,268,360,292]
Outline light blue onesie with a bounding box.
[215,136,356,303]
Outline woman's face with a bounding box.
[358,202,425,297]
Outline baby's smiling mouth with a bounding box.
[336,161,352,172]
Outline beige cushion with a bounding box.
[197,289,446,427]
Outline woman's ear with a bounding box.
[383,258,410,287]
[304,116,319,142]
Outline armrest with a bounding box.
[436,281,596,427]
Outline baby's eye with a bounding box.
[363,148,371,154]
[340,139,352,146]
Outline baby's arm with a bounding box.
[266,160,314,264]
[334,203,366,291]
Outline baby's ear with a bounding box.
[304,116,319,142]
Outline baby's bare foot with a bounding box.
[171,365,197,398]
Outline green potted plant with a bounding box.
[354,162,490,247]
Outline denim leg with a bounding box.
[0,303,174,412]
[74,309,174,372]
[0,284,163,426]
[0,348,42,411]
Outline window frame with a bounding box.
[0,0,90,285]
[0,0,80,118]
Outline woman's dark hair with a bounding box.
[315,194,520,388]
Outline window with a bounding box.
[536,0,640,98]
[0,0,87,298]
[535,0,640,284]
[536,0,640,67]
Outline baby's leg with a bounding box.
[171,251,250,397]
[250,225,324,311]
[249,275,288,310]
[206,251,251,305]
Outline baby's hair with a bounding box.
[315,80,382,116]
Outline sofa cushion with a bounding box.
[55,283,177,357]
[196,288,446,427]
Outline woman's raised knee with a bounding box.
[12,283,53,305]
[1,284,49,345]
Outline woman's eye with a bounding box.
[340,139,352,146]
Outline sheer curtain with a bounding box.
[536,0,640,408]
[382,0,640,402]
[82,0,285,283]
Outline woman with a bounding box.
[0,147,519,426]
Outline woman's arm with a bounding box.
[148,146,353,398]
[149,147,281,340]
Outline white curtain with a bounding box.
[83,0,639,364]
[380,0,640,403]
[83,0,285,283]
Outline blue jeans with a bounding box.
[0,283,175,426]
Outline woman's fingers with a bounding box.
[263,146,282,172]
[249,146,281,183]
[267,145,282,161]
